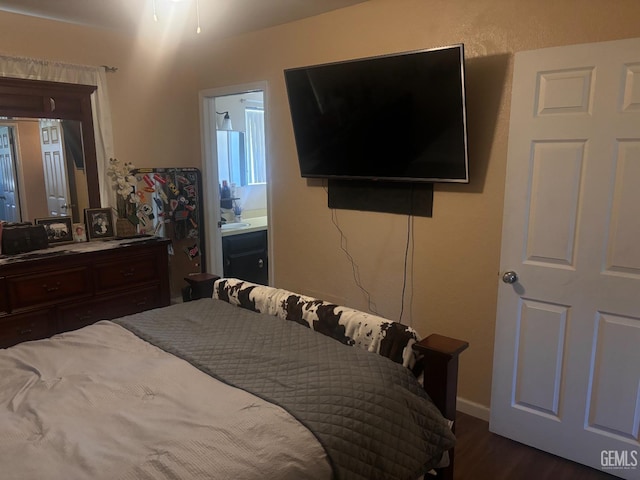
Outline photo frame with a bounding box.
[72,223,87,243]
[34,216,73,245]
[85,208,115,241]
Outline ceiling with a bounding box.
[0,0,367,39]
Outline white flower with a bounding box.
[108,158,138,218]
[108,158,137,202]
[118,185,134,197]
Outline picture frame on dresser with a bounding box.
[72,223,87,242]
[34,216,73,245]
[85,208,115,241]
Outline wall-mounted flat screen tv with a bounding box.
[284,44,469,183]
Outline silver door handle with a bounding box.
[502,271,518,284]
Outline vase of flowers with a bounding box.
[106,158,138,237]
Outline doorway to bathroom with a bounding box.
[200,82,270,285]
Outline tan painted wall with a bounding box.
[1,0,638,409]
[0,10,201,174]
[192,0,640,409]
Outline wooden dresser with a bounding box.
[0,237,171,349]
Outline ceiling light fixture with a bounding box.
[151,0,201,33]
[195,0,201,33]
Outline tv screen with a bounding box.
[284,44,469,183]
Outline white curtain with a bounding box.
[245,107,266,184]
[0,55,115,207]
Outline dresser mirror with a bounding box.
[0,77,100,224]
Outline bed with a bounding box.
[0,277,467,480]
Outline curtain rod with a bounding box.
[102,65,118,73]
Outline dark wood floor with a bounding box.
[453,412,619,480]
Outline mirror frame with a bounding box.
[0,76,100,208]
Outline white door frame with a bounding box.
[199,81,272,281]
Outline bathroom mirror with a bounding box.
[217,130,246,187]
[0,77,99,224]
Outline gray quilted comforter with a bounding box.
[114,299,456,480]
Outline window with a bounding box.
[244,107,266,184]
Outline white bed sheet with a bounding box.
[0,321,331,480]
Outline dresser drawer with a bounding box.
[8,267,91,310]
[58,286,162,332]
[0,277,7,313]
[94,253,161,292]
[0,310,52,348]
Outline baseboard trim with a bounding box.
[457,397,490,422]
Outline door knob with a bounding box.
[502,271,518,284]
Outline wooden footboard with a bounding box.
[413,334,469,480]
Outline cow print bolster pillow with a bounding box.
[214,278,420,368]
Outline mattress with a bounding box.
[0,296,455,480]
[0,320,331,480]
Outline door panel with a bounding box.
[40,120,70,217]
[588,313,640,440]
[606,141,640,274]
[514,299,567,418]
[491,38,640,479]
[0,126,19,222]
[526,140,585,266]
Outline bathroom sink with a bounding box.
[220,222,250,230]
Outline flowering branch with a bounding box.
[106,158,137,219]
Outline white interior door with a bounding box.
[0,126,19,222]
[491,37,640,479]
[40,120,70,217]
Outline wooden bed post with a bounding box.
[413,334,469,480]
[183,273,220,301]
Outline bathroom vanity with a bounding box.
[221,216,268,285]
